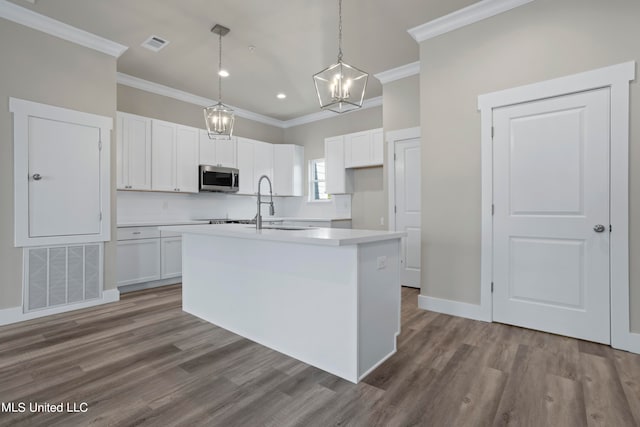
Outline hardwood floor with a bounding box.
[1,285,639,426]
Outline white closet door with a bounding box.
[28,117,101,238]
[492,88,611,344]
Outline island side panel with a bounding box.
[357,238,402,380]
[181,233,360,382]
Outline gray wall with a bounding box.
[383,75,420,134]
[117,85,284,144]
[418,0,640,331]
[0,19,117,309]
[283,107,384,230]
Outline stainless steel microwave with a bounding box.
[199,165,239,192]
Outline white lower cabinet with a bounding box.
[117,226,182,287]
[161,236,182,279]
[117,238,161,286]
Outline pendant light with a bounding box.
[204,24,235,139]
[313,0,368,114]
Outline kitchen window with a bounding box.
[309,159,330,202]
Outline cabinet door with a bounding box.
[253,141,274,194]
[215,138,237,168]
[199,129,216,166]
[117,238,161,286]
[175,125,199,193]
[116,114,126,189]
[28,116,102,238]
[126,114,152,190]
[161,237,182,279]
[151,120,176,192]
[273,144,303,196]
[344,130,372,168]
[236,137,255,195]
[325,136,352,194]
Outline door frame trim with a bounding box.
[386,127,421,233]
[477,61,636,351]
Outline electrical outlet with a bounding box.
[377,256,387,270]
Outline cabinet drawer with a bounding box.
[160,230,182,238]
[117,226,160,241]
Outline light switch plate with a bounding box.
[377,256,387,270]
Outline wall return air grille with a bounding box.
[24,243,102,312]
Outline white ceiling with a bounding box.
[9,0,477,120]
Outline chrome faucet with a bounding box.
[256,175,274,230]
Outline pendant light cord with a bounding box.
[218,32,223,102]
[337,0,343,62]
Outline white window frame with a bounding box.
[308,158,331,203]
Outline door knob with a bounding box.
[32,173,42,181]
[593,224,606,233]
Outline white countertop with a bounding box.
[117,220,210,227]
[265,217,352,222]
[160,224,405,246]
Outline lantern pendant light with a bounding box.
[204,24,235,139]
[313,0,368,114]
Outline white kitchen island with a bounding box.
[160,223,406,383]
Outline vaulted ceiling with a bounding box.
[9,0,477,120]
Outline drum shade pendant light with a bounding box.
[313,0,368,113]
[204,24,234,139]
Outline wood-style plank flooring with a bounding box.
[1,285,639,426]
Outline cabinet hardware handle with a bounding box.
[132,232,141,235]
[32,173,42,181]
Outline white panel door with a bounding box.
[151,120,176,192]
[199,129,217,166]
[344,131,371,168]
[394,138,421,288]
[371,129,384,166]
[493,88,610,344]
[161,237,182,279]
[28,117,101,237]
[175,125,199,193]
[117,239,161,286]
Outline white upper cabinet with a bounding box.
[273,144,304,196]
[175,125,199,193]
[236,137,255,195]
[199,130,237,168]
[325,135,353,194]
[344,128,383,168]
[151,120,199,193]
[117,112,152,190]
[253,140,274,195]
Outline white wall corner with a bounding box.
[0,0,128,57]
[407,0,535,43]
[374,62,420,85]
[418,294,491,322]
[617,332,640,355]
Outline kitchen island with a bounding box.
[160,223,406,383]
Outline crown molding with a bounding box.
[0,0,128,57]
[118,73,383,129]
[281,96,383,129]
[117,73,284,128]
[408,0,535,43]
[374,61,420,85]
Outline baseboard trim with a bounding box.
[0,289,120,326]
[418,294,491,322]
[615,331,640,355]
[358,346,397,382]
[118,277,181,294]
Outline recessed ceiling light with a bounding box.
[276,93,287,99]
[218,70,229,77]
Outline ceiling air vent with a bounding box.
[141,35,169,52]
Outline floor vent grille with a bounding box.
[24,243,102,312]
